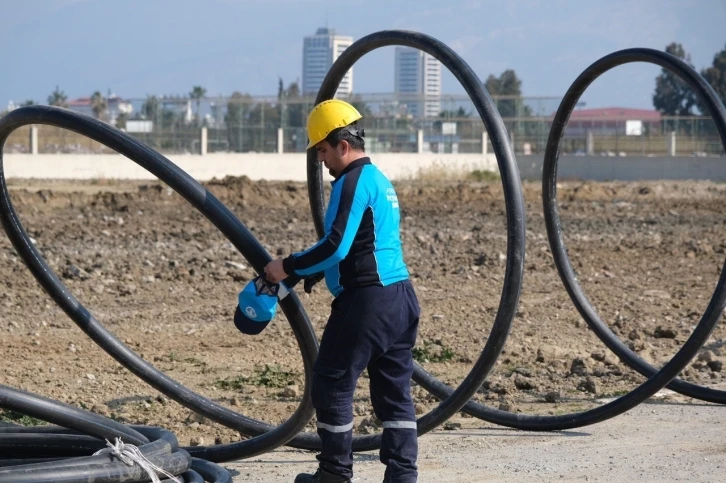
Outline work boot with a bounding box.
[294,467,351,483]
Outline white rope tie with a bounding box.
[93,437,182,483]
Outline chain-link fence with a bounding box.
[2,94,724,156]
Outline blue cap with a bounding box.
[233,276,279,335]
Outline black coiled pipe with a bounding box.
[0,32,721,473]
[541,48,726,404]
[0,105,319,461]
[304,29,526,450]
[410,48,726,430]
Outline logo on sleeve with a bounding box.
[386,188,399,209]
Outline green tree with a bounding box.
[438,107,470,118]
[653,42,698,116]
[139,95,183,148]
[189,85,207,125]
[141,95,160,119]
[277,79,308,151]
[285,81,305,128]
[248,98,280,152]
[435,106,471,132]
[484,69,536,145]
[434,106,475,148]
[277,79,306,128]
[47,85,68,107]
[485,69,523,119]
[698,42,726,115]
[90,91,107,120]
[115,112,128,129]
[225,91,251,152]
[21,100,35,107]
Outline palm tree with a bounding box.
[142,95,160,119]
[90,91,107,120]
[47,85,68,107]
[189,86,207,124]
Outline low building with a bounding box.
[560,107,662,136]
[66,95,133,125]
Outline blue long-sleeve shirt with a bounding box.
[282,157,409,297]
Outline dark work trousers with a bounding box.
[312,280,420,483]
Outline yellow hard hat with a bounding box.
[306,99,362,149]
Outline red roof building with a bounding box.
[66,95,133,125]
[557,107,662,136]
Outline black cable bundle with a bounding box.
[0,385,232,482]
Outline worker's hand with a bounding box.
[264,258,288,284]
[304,273,325,294]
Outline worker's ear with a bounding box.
[339,139,350,157]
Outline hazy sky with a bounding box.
[0,0,723,110]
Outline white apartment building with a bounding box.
[394,47,442,118]
[302,27,353,97]
[66,94,134,126]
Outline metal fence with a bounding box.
[2,94,724,156]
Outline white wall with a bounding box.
[516,155,726,182]
[4,153,724,182]
[3,153,499,182]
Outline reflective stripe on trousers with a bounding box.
[382,421,417,430]
[317,421,354,433]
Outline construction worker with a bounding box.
[264,99,420,483]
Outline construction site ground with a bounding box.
[1,176,725,482]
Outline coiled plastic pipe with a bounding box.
[303,29,526,450]
[410,48,726,430]
[0,105,318,461]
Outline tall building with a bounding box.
[394,47,442,118]
[302,27,354,97]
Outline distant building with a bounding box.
[559,107,662,136]
[394,47,442,118]
[67,94,133,125]
[302,27,354,97]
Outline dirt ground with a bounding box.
[229,400,726,482]
[1,176,725,481]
